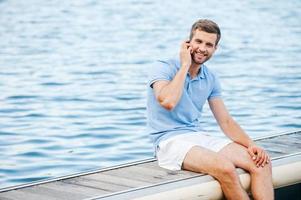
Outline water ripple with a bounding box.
[0,0,300,189]
[6,95,40,100]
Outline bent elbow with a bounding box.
[161,102,175,111]
[157,96,176,111]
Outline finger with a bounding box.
[248,148,256,161]
[181,41,187,48]
[262,153,270,167]
[255,150,262,166]
[263,154,269,166]
[265,154,270,164]
[182,40,190,46]
[181,43,191,51]
[181,43,187,49]
[258,151,266,167]
[266,154,270,164]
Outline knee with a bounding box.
[215,160,237,180]
[249,162,272,177]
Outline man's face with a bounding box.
[190,29,218,65]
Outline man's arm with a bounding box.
[209,98,270,167]
[152,41,191,110]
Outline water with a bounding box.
[0,0,300,189]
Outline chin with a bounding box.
[192,56,206,65]
[193,60,203,65]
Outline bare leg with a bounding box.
[219,143,274,200]
[182,146,250,200]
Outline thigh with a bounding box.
[182,145,231,176]
[218,142,255,171]
[157,133,231,171]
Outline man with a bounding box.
[146,19,274,200]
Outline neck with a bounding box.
[189,62,201,78]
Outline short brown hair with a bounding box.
[189,19,221,45]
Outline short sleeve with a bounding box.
[148,60,175,88]
[208,73,222,100]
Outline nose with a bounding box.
[197,44,207,53]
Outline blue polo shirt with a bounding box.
[146,58,222,151]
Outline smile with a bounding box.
[196,52,207,57]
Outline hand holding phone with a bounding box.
[180,40,192,69]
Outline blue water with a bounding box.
[0,0,300,189]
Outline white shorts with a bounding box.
[156,132,233,171]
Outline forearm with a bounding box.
[156,41,192,110]
[221,118,255,148]
[157,65,189,109]
[209,97,269,166]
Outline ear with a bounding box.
[214,44,218,50]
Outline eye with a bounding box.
[206,43,214,47]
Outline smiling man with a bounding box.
[147,19,274,199]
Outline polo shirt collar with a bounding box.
[199,65,205,79]
[188,64,205,80]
